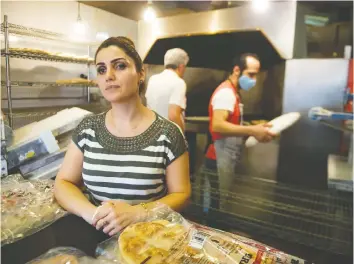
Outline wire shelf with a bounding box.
[188,167,353,256]
[2,104,109,129]
[1,50,94,64]
[11,108,106,118]
[0,23,98,45]
[1,81,97,88]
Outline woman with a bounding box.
[54,37,191,237]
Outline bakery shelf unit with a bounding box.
[1,15,96,128]
[0,81,95,88]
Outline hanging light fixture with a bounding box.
[144,1,156,22]
[251,0,269,13]
[74,2,87,35]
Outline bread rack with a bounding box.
[1,15,97,128]
[189,167,353,258]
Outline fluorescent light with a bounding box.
[252,0,269,13]
[144,6,156,22]
[305,15,329,26]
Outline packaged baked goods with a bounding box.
[1,176,67,245]
[27,247,115,264]
[96,204,308,264]
[119,220,189,264]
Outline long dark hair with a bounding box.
[95,37,146,104]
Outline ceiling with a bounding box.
[80,1,353,22]
[80,1,246,21]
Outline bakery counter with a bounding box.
[2,188,352,264]
[1,214,109,264]
[1,169,352,263]
[2,200,352,264]
[6,212,307,264]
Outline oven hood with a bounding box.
[143,29,284,70]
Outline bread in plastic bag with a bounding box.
[1,176,67,245]
[27,247,115,264]
[95,203,308,264]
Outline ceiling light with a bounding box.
[74,20,86,35]
[74,3,87,35]
[144,6,156,21]
[305,15,329,26]
[251,0,269,13]
[144,1,156,22]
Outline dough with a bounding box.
[118,220,187,264]
[9,47,50,55]
[55,78,95,85]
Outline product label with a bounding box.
[188,230,209,249]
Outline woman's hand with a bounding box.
[92,201,147,236]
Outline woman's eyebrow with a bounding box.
[96,58,127,66]
[111,57,127,64]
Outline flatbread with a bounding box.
[55,78,95,85]
[118,220,187,264]
[9,47,50,55]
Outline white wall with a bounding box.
[1,1,138,111]
[138,1,297,60]
[1,1,138,44]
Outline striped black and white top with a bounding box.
[72,112,188,205]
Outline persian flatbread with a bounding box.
[118,220,187,264]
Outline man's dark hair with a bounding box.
[230,53,260,74]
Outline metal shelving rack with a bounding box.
[1,81,95,88]
[189,167,353,258]
[1,50,94,64]
[1,15,96,128]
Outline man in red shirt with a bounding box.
[205,53,276,211]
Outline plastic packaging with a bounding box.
[95,203,307,264]
[27,247,115,264]
[1,176,67,245]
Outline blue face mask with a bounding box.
[238,75,256,91]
